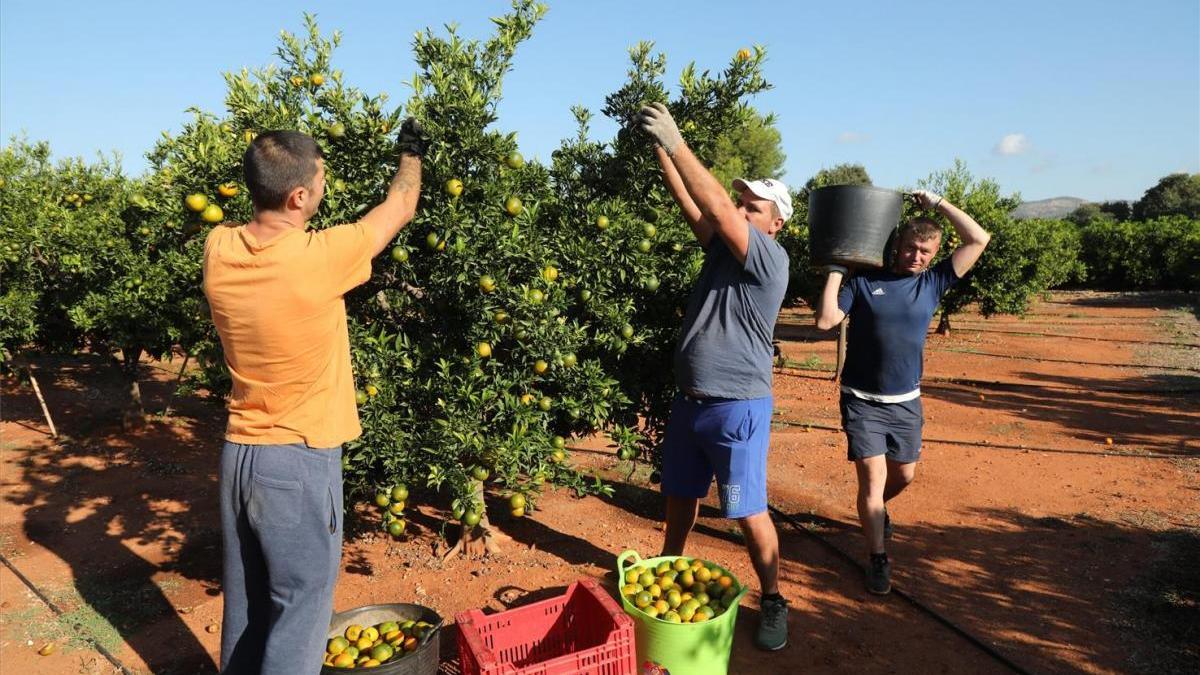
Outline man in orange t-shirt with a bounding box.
[203,121,424,674]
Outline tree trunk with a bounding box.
[936,313,952,336]
[120,346,145,429]
[442,479,511,560]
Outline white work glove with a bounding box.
[912,190,944,211]
[637,103,685,156]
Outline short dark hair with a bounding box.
[898,217,943,243]
[243,131,324,211]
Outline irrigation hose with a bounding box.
[0,551,135,675]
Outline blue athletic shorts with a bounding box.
[661,394,773,519]
[840,393,924,463]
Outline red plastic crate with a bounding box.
[456,578,637,675]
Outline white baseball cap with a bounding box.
[732,178,793,221]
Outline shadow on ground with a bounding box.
[924,370,1199,454]
[773,504,1199,675]
[3,353,223,674]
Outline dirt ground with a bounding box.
[2,291,1197,674]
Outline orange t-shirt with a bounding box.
[202,222,374,448]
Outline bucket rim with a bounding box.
[809,183,905,198]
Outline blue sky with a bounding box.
[2,1,1197,202]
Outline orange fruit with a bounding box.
[328,636,350,655]
[504,196,523,216]
[477,342,492,358]
[217,183,239,198]
[370,643,394,661]
[310,73,326,86]
[185,193,208,212]
[200,204,224,224]
[445,178,463,197]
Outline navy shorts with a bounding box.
[840,393,924,463]
[661,394,773,519]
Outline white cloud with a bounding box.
[994,133,1031,156]
[836,131,869,144]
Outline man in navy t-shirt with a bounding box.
[637,103,792,651]
[815,190,991,594]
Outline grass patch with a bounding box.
[3,575,188,656]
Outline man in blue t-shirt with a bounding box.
[815,190,991,594]
[637,103,792,651]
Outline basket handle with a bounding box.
[616,549,642,578]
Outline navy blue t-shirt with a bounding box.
[837,258,960,397]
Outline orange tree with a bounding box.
[121,1,779,553]
[345,3,778,553]
[0,140,138,403]
[0,139,65,358]
[346,1,624,555]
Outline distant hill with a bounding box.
[1011,197,1087,220]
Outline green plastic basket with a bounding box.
[615,550,749,675]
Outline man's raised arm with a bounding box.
[358,118,426,257]
[639,103,749,263]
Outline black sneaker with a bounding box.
[755,594,789,651]
[867,553,891,595]
[883,508,893,540]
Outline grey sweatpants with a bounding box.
[219,442,343,675]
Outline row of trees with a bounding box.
[1067,173,1200,225]
[2,1,1194,546]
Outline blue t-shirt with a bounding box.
[837,258,960,397]
[674,225,790,399]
